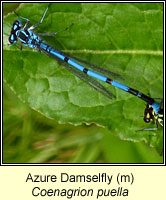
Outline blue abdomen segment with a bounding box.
[152,102,161,114]
[112,80,129,92]
[68,59,85,71]
[87,70,107,82]
[43,46,108,81]
[50,50,66,60]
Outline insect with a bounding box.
[8,5,163,131]
[141,102,163,131]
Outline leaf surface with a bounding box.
[3,3,163,152]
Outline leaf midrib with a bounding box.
[4,49,163,56]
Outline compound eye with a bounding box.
[9,33,17,44]
[12,20,22,31]
[144,117,150,123]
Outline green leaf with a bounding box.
[3,3,163,153]
[3,81,163,163]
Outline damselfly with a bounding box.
[8,5,163,131]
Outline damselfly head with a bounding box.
[9,20,22,45]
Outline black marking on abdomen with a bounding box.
[106,78,113,84]
[83,68,88,73]
[128,88,139,96]
[64,57,69,62]
[140,94,155,105]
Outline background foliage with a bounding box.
[3,3,163,163]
